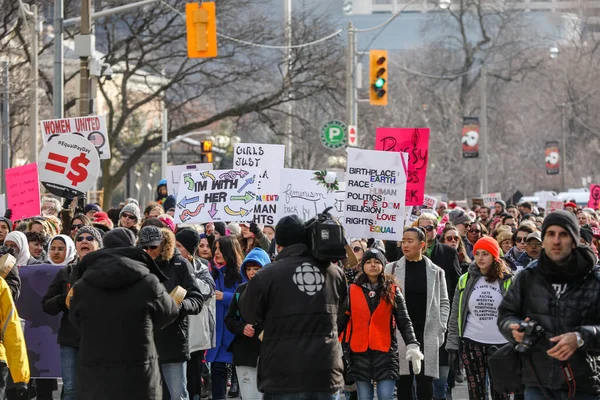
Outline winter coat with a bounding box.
[515,251,535,270]
[428,239,461,306]
[239,243,346,394]
[42,263,80,348]
[384,256,450,379]
[5,263,20,302]
[69,247,179,400]
[504,246,523,268]
[188,257,216,353]
[0,277,29,385]
[338,283,418,382]
[153,234,203,363]
[446,262,513,351]
[205,263,243,363]
[498,247,600,395]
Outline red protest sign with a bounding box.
[5,163,41,220]
[375,128,430,206]
[588,184,600,210]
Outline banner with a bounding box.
[167,163,213,199]
[471,197,484,208]
[174,168,260,224]
[16,264,62,378]
[537,191,560,210]
[345,148,406,240]
[233,144,285,225]
[375,128,429,206]
[482,192,502,207]
[5,163,41,220]
[41,115,110,159]
[276,169,337,224]
[423,194,438,211]
[462,117,480,158]
[547,200,565,211]
[589,185,600,210]
[545,141,560,175]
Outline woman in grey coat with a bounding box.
[385,227,450,400]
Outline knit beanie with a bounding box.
[75,226,103,248]
[360,248,387,270]
[103,227,136,248]
[473,236,500,260]
[92,212,114,229]
[495,231,513,245]
[448,209,472,227]
[542,210,580,244]
[580,227,593,245]
[495,200,506,210]
[162,195,176,212]
[176,229,200,255]
[275,215,306,247]
[0,217,12,233]
[119,203,141,222]
[84,203,102,214]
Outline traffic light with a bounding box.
[369,50,388,106]
[200,140,213,163]
[186,2,217,58]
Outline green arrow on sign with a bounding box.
[230,191,254,204]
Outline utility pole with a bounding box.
[161,99,168,180]
[30,4,39,163]
[284,0,293,168]
[560,104,567,192]
[1,61,9,194]
[480,66,488,194]
[79,0,92,117]
[345,22,357,132]
[54,0,63,118]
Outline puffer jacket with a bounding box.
[498,247,600,395]
[446,262,512,351]
[188,257,216,353]
[338,283,418,382]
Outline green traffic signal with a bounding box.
[374,77,385,89]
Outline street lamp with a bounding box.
[550,45,559,59]
[439,0,451,9]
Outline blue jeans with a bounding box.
[525,386,599,400]
[433,366,450,399]
[161,362,189,400]
[60,345,78,400]
[356,380,395,400]
[264,391,340,400]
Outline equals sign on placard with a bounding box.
[45,152,69,174]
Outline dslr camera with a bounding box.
[515,320,545,353]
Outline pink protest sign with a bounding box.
[588,184,600,210]
[375,128,430,206]
[5,163,41,220]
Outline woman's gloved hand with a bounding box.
[406,343,425,375]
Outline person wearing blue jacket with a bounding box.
[225,248,271,400]
[207,236,244,400]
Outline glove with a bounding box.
[14,382,27,397]
[249,222,261,235]
[3,209,11,220]
[447,349,458,372]
[406,343,424,375]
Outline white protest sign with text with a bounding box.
[344,148,407,240]
[276,169,337,223]
[41,115,111,159]
[167,163,213,199]
[423,194,438,210]
[233,143,285,225]
[174,168,260,224]
[482,192,502,207]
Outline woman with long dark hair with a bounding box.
[441,224,472,274]
[446,237,513,400]
[207,236,244,400]
[339,249,422,400]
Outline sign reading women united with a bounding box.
[345,148,407,240]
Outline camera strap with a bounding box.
[561,361,576,398]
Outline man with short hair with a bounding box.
[494,200,506,217]
[478,206,491,231]
[507,205,520,222]
[501,213,518,230]
[498,210,600,399]
[518,202,533,217]
[240,215,346,399]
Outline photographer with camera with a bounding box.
[498,210,600,400]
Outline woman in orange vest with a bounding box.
[339,248,424,400]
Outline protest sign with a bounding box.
[5,163,40,220]
[423,194,438,210]
[482,192,502,207]
[547,200,565,211]
[375,127,429,206]
[38,135,100,198]
[167,163,213,199]
[174,168,259,224]
[537,191,560,210]
[0,194,5,217]
[345,148,407,240]
[276,169,337,223]
[233,143,284,225]
[471,197,484,208]
[588,184,600,210]
[41,115,110,159]
[17,264,62,378]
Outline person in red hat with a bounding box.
[564,201,578,214]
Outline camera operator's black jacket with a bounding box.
[498,246,600,395]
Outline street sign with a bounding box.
[320,120,347,150]
[348,125,358,147]
[40,115,111,159]
[39,134,100,198]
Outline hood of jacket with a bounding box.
[80,247,168,289]
[240,248,271,280]
[159,228,176,261]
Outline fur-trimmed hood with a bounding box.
[160,228,176,261]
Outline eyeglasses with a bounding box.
[352,246,364,253]
[526,242,542,248]
[71,224,84,230]
[468,229,482,234]
[121,213,136,220]
[445,236,460,242]
[76,236,95,242]
[420,225,435,232]
[515,237,527,243]
[143,245,159,250]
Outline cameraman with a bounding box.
[498,211,600,400]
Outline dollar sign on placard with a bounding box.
[66,152,90,186]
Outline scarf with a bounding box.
[48,235,76,265]
[537,246,596,284]
[4,231,30,266]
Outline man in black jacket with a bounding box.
[498,210,600,399]
[240,215,347,399]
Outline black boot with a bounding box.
[227,369,239,398]
[201,374,212,399]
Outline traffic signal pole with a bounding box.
[345,22,357,134]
